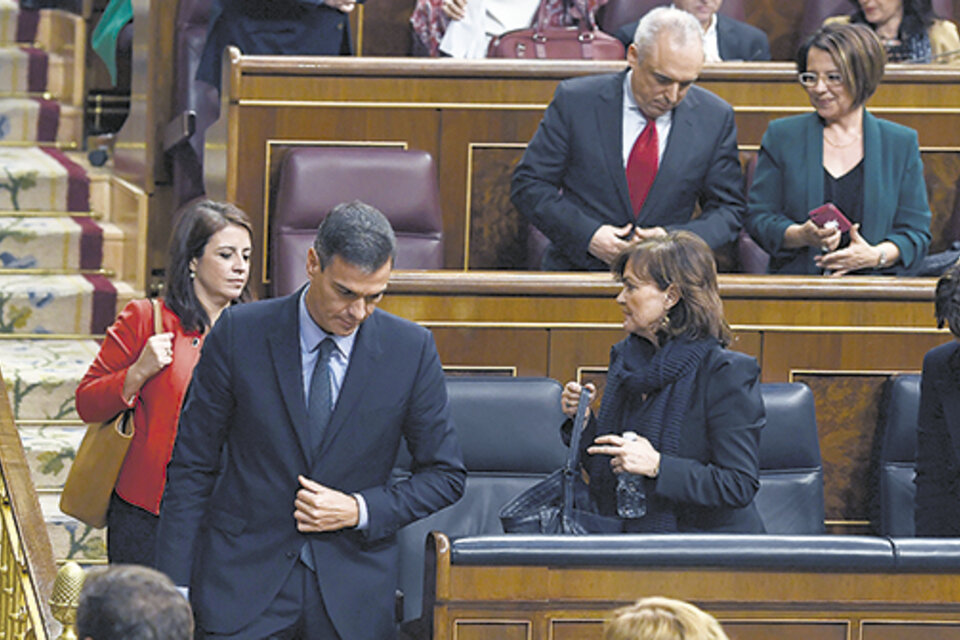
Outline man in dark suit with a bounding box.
[197,0,364,91]
[614,1,771,61]
[156,201,466,639]
[512,6,745,271]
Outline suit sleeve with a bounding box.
[915,350,956,535]
[511,82,605,265]
[155,309,235,585]
[358,330,466,542]
[75,299,151,422]
[668,102,745,249]
[655,353,763,509]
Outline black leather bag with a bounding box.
[499,389,622,534]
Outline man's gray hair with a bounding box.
[632,6,704,60]
[313,200,397,272]
[76,565,193,640]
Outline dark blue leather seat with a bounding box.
[878,374,920,536]
[755,383,825,534]
[395,376,568,625]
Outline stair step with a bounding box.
[0,146,88,211]
[0,273,122,334]
[0,337,98,420]
[19,422,82,489]
[39,494,108,562]
[0,215,107,270]
[0,98,81,145]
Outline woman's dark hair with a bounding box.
[935,261,960,337]
[611,231,732,347]
[797,23,886,108]
[848,0,937,39]
[165,200,253,333]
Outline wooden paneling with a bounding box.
[226,56,960,289]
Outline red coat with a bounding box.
[75,299,204,515]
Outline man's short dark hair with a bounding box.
[312,200,397,272]
[76,565,193,640]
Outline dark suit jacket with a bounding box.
[916,341,960,536]
[155,291,466,639]
[578,342,766,532]
[197,0,363,89]
[745,111,931,274]
[511,71,745,270]
[615,14,770,61]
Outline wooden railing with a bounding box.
[0,375,57,640]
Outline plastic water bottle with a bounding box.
[616,431,647,519]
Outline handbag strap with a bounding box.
[150,298,163,335]
[564,388,591,473]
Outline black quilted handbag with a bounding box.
[499,388,623,534]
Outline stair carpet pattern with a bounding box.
[0,2,126,564]
[0,0,78,145]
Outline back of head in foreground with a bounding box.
[935,260,960,338]
[76,564,193,640]
[604,596,730,640]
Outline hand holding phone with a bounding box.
[808,203,852,234]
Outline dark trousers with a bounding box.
[106,492,158,567]
[197,561,341,640]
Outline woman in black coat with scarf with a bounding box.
[562,231,766,533]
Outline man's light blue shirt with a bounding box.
[298,287,368,530]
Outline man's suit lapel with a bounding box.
[716,14,733,60]
[267,290,312,463]
[315,310,385,458]
[598,71,634,218]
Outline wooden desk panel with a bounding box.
[226,57,960,287]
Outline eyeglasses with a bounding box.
[798,71,844,87]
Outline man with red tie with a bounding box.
[511,6,744,270]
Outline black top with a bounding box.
[823,159,864,248]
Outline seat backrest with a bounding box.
[395,376,568,624]
[755,382,826,534]
[877,374,920,536]
[800,0,853,39]
[270,146,445,296]
[738,153,771,274]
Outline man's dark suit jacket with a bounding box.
[197,0,363,90]
[155,290,466,639]
[511,70,745,270]
[614,13,771,61]
[916,341,960,536]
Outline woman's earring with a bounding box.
[660,313,671,330]
[189,270,196,280]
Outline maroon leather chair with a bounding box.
[270,147,445,297]
[598,0,746,35]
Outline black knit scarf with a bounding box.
[594,334,717,532]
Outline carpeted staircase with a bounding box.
[0,1,136,566]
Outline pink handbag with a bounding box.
[487,0,625,60]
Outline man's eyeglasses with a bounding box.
[798,71,844,87]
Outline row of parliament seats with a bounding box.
[391,376,827,626]
[395,373,929,634]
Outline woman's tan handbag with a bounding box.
[59,299,162,528]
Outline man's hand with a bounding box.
[324,0,356,13]
[588,224,634,264]
[632,226,667,241]
[294,475,359,532]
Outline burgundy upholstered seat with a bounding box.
[598,0,746,35]
[270,146,445,297]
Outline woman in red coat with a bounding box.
[75,200,253,565]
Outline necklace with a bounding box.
[824,130,862,148]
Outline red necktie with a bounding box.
[626,118,659,218]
